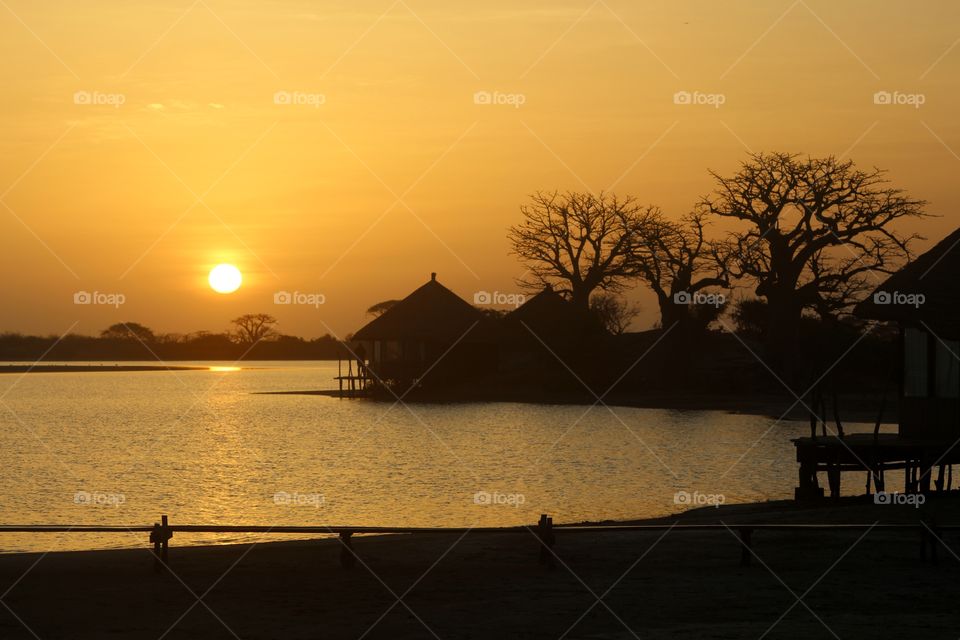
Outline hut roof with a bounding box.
[854,227,960,338]
[353,274,495,343]
[506,286,606,340]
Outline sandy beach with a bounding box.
[1,497,957,639]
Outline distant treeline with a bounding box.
[0,331,352,361]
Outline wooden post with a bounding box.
[537,514,555,568]
[832,391,844,438]
[827,462,841,500]
[795,457,823,501]
[872,461,885,493]
[820,397,828,437]
[919,453,933,494]
[339,532,356,569]
[150,523,162,573]
[808,397,818,439]
[161,515,170,566]
[150,515,172,572]
[738,527,753,566]
[873,392,886,439]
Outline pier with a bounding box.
[335,357,372,398]
[793,433,960,500]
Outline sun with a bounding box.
[209,264,242,294]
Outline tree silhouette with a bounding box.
[100,322,156,342]
[366,300,400,317]
[231,314,278,344]
[590,293,639,335]
[509,191,655,311]
[702,152,927,370]
[633,210,729,331]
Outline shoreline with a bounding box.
[1,496,956,638]
[257,389,896,422]
[1,362,893,422]
[2,495,943,556]
[0,364,211,373]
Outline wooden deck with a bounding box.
[793,433,960,500]
[335,357,372,398]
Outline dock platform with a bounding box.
[793,433,959,500]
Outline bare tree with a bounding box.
[509,191,655,311]
[633,210,729,330]
[590,293,639,335]
[702,152,927,363]
[231,314,278,344]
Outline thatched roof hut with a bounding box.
[854,228,960,441]
[354,273,494,343]
[352,273,499,387]
[855,227,960,339]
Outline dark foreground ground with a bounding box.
[2,498,959,639]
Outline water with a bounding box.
[0,361,896,553]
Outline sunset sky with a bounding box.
[1,0,958,339]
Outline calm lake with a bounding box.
[0,361,896,552]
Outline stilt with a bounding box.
[796,459,822,500]
[920,454,933,493]
[827,462,841,500]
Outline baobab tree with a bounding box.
[633,210,730,331]
[508,191,655,311]
[100,322,156,342]
[231,314,278,344]
[702,152,927,367]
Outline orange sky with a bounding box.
[1,1,958,339]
